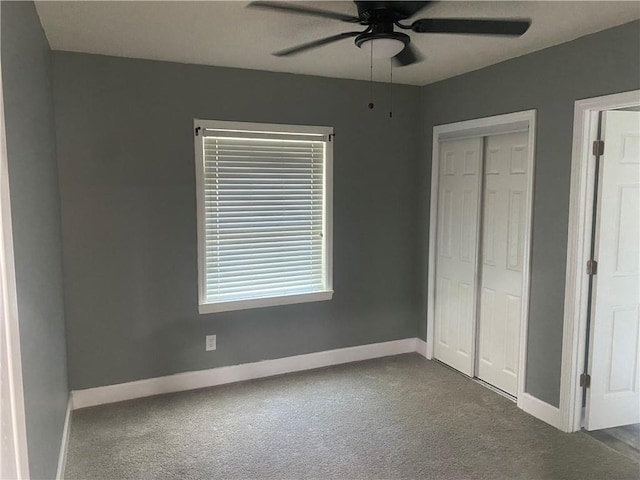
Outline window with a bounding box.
[195,120,333,313]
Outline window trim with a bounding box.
[194,119,334,314]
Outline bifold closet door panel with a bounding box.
[476,131,529,396]
[433,137,482,376]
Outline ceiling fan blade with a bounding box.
[248,1,361,23]
[393,43,422,66]
[274,32,362,57]
[411,18,531,36]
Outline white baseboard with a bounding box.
[67,339,567,435]
[56,397,72,480]
[71,338,419,410]
[415,338,428,358]
[517,392,562,429]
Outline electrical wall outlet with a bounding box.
[205,335,216,351]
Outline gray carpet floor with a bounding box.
[64,354,639,479]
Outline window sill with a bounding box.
[199,290,334,314]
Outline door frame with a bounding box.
[426,109,537,404]
[0,46,30,478]
[560,89,640,433]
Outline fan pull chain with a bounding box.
[389,59,393,118]
[368,41,374,110]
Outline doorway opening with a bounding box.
[425,110,536,405]
[560,91,640,454]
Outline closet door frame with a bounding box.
[426,110,537,405]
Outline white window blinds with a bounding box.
[196,121,333,313]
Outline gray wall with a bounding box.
[50,18,639,408]
[51,52,422,390]
[417,21,640,406]
[1,2,69,478]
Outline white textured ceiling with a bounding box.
[35,1,640,86]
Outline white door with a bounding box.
[476,131,529,396]
[586,110,640,431]
[434,137,482,376]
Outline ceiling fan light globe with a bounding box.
[363,38,405,58]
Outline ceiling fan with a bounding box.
[248,1,531,66]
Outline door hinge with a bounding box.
[580,373,591,388]
[587,259,598,275]
[592,140,604,156]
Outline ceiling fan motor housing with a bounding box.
[354,1,413,55]
[354,1,429,23]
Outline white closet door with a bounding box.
[434,137,482,376]
[477,131,529,396]
[586,110,640,431]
